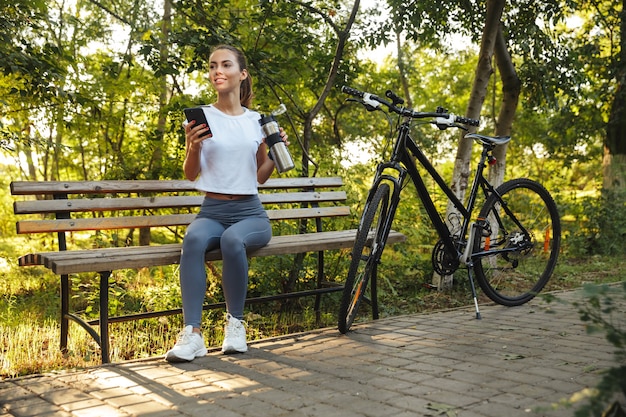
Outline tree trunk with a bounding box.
[449,0,504,198]
[488,23,521,187]
[604,0,626,193]
[433,0,505,289]
[396,31,413,109]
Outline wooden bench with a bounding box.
[10,177,406,363]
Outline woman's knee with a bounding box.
[223,221,271,253]
[182,219,222,253]
[220,232,246,257]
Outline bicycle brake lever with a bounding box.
[435,114,456,129]
[363,93,382,109]
[454,123,469,131]
[436,114,471,131]
[347,97,383,113]
[435,122,469,131]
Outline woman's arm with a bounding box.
[256,128,289,184]
[183,121,211,180]
[256,142,275,184]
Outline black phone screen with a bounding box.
[184,107,212,137]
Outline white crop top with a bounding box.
[193,106,263,195]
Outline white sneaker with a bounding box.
[165,325,208,363]
[222,313,248,354]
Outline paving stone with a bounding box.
[3,396,59,417]
[0,287,623,417]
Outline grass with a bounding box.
[1,230,624,380]
[0,302,337,379]
[0,234,345,378]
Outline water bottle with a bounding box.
[259,114,294,173]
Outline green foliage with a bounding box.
[384,0,486,46]
[565,189,626,256]
[0,0,64,104]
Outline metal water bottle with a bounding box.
[259,114,294,173]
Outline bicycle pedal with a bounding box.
[422,283,438,290]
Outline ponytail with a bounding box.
[240,73,254,108]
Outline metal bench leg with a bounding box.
[60,273,109,363]
[314,250,324,323]
[99,271,112,364]
[60,274,70,355]
[54,200,70,356]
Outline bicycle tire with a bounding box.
[338,183,391,333]
[473,178,561,306]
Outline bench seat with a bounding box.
[19,229,406,275]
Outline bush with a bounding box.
[566,189,626,257]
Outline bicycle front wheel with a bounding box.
[473,178,561,306]
[338,183,391,334]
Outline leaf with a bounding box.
[426,402,457,416]
[502,353,526,360]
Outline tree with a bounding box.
[380,0,584,287]
[604,0,626,192]
[449,0,505,204]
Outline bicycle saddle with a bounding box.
[465,133,511,146]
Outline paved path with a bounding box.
[1,287,624,417]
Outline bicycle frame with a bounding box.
[366,117,498,267]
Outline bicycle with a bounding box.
[337,86,561,333]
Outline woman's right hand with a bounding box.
[183,120,210,180]
[185,120,212,152]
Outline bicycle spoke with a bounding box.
[474,179,561,306]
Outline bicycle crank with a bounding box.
[431,239,460,275]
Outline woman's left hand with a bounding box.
[279,128,289,145]
[264,128,289,147]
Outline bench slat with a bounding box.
[13,191,347,214]
[10,177,344,195]
[18,229,407,275]
[15,206,352,234]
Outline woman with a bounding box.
[165,45,287,362]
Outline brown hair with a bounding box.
[210,44,254,108]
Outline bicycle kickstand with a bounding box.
[461,222,482,320]
[466,266,482,320]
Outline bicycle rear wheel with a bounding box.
[338,183,391,334]
[473,178,561,306]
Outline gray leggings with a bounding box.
[180,195,271,326]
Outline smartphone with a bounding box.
[184,107,212,138]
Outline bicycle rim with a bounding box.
[338,183,391,333]
[473,178,561,306]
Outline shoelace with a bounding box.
[176,330,194,345]
[225,319,245,334]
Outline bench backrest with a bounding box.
[11,177,350,244]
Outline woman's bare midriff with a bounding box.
[205,192,251,201]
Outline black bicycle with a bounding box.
[338,86,561,333]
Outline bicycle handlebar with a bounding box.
[341,85,480,128]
